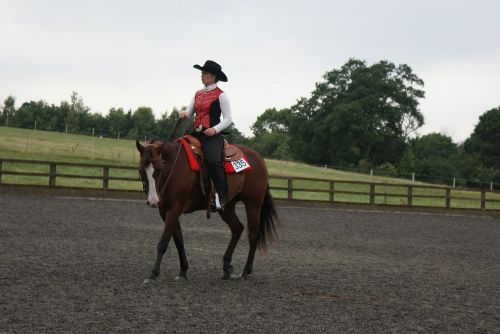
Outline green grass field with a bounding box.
[1,126,499,210]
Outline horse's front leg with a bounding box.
[143,210,180,284]
[172,221,189,280]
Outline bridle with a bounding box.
[159,142,183,195]
[139,140,183,197]
[138,117,186,197]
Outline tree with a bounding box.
[464,107,500,169]
[154,108,185,139]
[471,165,498,186]
[56,92,91,133]
[411,133,460,183]
[129,107,155,138]
[251,108,292,137]
[398,147,416,175]
[412,133,457,160]
[2,96,16,126]
[13,100,57,130]
[250,108,291,158]
[12,102,35,128]
[52,102,70,132]
[86,113,108,136]
[107,108,130,138]
[286,58,425,165]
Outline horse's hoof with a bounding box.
[240,272,250,280]
[222,273,240,280]
[142,278,156,285]
[175,275,187,281]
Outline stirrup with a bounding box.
[212,193,225,211]
[214,193,222,210]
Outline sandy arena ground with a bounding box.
[1,194,499,333]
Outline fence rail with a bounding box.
[1,158,499,211]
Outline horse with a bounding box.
[135,133,279,284]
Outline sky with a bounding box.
[1,0,499,142]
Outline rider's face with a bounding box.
[201,71,216,86]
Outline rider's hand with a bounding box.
[179,111,189,119]
[204,128,217,136]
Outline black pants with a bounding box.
[194,132,227,200]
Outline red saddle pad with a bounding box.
[177,138,251,174]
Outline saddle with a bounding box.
[181,133,248,218]
[183,133,244,162]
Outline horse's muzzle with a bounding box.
[146,201,158,208]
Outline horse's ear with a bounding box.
[136,139,144,154]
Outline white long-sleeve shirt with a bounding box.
[182,83,233,133]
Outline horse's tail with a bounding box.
[257,185,280,250]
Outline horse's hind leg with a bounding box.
[241,201,261,279]
[172,221,189,280]
[218,201,244,279]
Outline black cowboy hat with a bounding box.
[193,60,228,82]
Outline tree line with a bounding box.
[1,58,499,187]
[247,59,499,187]
[0,92,247,143]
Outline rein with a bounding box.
[169,117,185,141]
[160,117,186,195]
[139,117,186,197]
[160,140,183,195]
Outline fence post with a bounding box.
[383,181,387,204]
[0,159,3,184]
[445,188,451,209]
[369,183,375,205]
[103,167,109,190]
[287,178,293,201]
[407,185,413,207]
[480,190,486,211]
[412,173,415,183]
[49,163,57,187]
[329,180,335,202]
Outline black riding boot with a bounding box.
[197,132,227,210]
[208,161,228,209]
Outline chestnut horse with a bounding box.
[136,136,279,283]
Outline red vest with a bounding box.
[194,87,223,129]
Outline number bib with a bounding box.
[230,157,251,173]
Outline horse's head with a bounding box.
[136,139,166,208]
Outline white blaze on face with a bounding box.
[145,164,159,207]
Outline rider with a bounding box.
[179,60,232,210]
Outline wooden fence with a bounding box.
[0,158,137,189]
[1,158,499,211]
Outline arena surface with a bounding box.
[1,194,499,333]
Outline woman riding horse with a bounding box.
[179,60,231,210]
[136,61,279,282]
